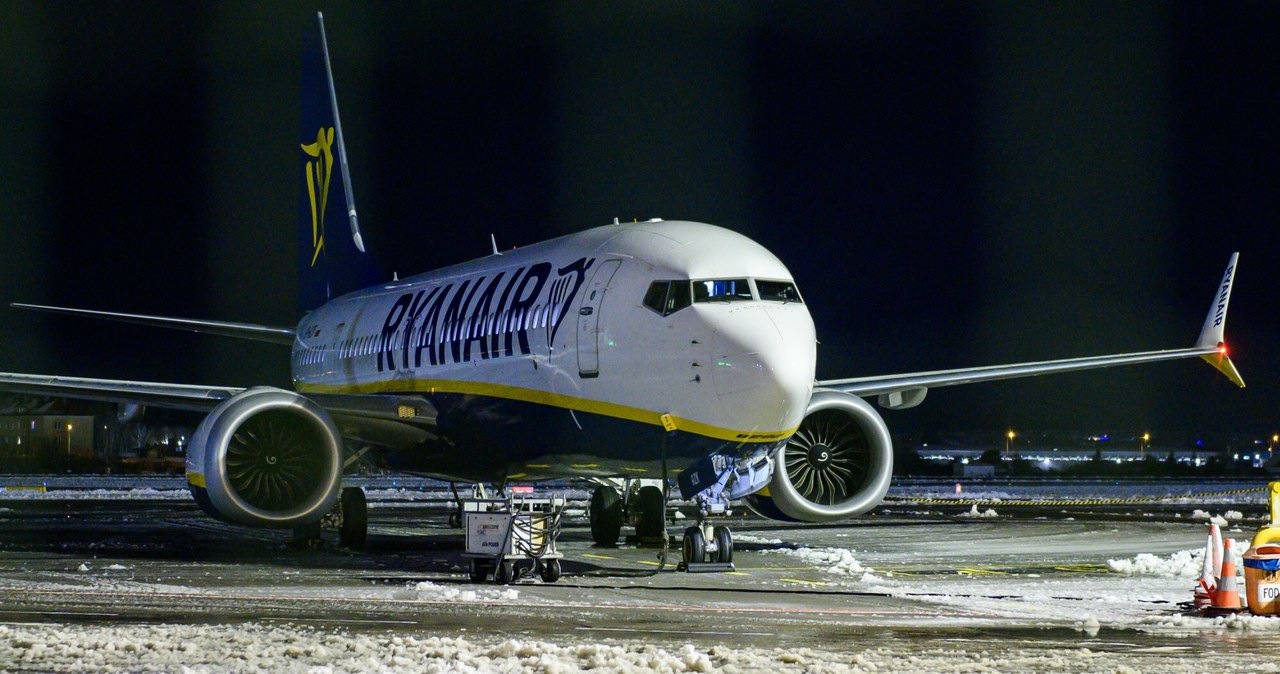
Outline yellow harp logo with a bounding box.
[301,127,336,268]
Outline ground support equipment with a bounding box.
[462,492,565,584]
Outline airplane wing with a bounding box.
[10,304,296,345]
[817,253,1244,409]
[0,373,438,448]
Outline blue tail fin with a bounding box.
[299,12,383,311]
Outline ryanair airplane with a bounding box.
[0,15,1244,567]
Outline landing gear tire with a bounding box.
[539,558,562,583]
[589,486,622,546]
[681,526,706,566]
[635,485,666,539]
[469,559,488,583]
[494,560,515,585]
[713,526,733,564]
[339,487,367,550]
[447,510,462,529]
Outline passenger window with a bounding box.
[756,280,803,304]
[693,278,752,303]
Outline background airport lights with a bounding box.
[1005,429,1016,459]
[1141,432,1150,458]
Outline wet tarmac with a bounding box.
[0,480,1278,671]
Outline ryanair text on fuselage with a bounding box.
[376,257,596,372]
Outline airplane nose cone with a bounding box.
[709,303,815,434]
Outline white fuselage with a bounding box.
[289,220,817,480]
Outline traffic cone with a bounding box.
[1210,523,1224,581]
[1195,528,1217,608]
[1212,538,1243,612]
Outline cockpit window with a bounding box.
[756,280,803,304]
[693,278,752,303]
[642,280,693,316]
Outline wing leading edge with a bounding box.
[818,253,1244,409]
[10,304,296,345]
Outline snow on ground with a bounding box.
[411,581,519,603]
[957,504,1000,518]
[0,487,189,500]
[890,479,1267,507]
[1105,548,1204,578]
[732,534,783,545]
[6,622,1280,674]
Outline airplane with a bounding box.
[0,14,1245,576]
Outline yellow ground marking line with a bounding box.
[780,578,830,586]
[957,568,1008,576]
[581,553,617,561]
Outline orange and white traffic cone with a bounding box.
[1211,538,1243,612]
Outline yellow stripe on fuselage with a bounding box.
[296,378,797,444]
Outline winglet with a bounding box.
[316,12,364,254]
[1196,252,1245,387]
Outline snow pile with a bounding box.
[411,581,518,602]
[0,623,892,673]
[1189,509,1231,526]
[1223,510,1244,521]
[4,622,1277,672]
[957,504,999,518]
[1105,548,1203,578]
[764,546,890,583]
[732,534,783,545]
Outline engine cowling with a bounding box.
[186,387,343,528]
[744,389,893,522]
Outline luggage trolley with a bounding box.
[462,493,565,584]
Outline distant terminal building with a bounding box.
[0,415,97,471]
[0,396,192,473]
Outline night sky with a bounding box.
[1,2,1276,443]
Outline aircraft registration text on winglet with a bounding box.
[817,252,1245,406]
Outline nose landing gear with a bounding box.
[678,503,736,572]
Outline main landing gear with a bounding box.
[295,486,368,550]
[587,480,736,572]
[588,482,666,546]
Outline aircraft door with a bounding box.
[576,259,621,378]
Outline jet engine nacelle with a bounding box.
[744,389,893,522]
[186,387,343,528]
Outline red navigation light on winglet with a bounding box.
[1219,342,1228,356]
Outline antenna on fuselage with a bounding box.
[316,12,365,253]
[490,233,502,256]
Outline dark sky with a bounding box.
[0,2,1276,442]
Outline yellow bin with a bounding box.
[1244,543,1280,615]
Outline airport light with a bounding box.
[1141,432,1150,459]
[1271,434,1278,456]
[1005,430,1016,458]
[66,423,73,466]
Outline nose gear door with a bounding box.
[576,259,622,378]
